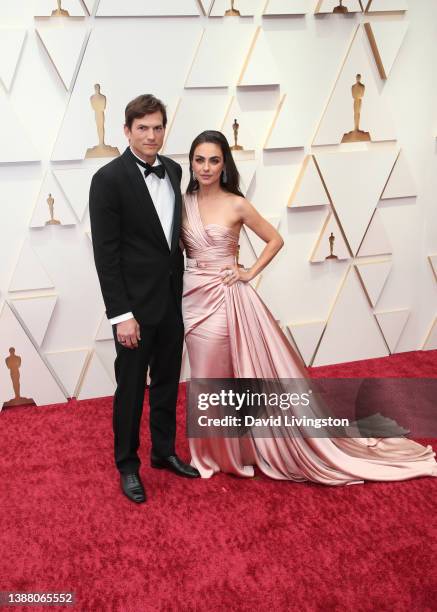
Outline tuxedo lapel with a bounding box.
[158,154,182,254]
[121,147,169,249]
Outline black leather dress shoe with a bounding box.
[120,472,146,503]
[151,454,200,478]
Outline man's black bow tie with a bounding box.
[144,163,165,180]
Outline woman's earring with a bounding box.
[191,169,198,184]
[222,168,228,183]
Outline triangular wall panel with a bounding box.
[313,267,389,366]
[0,95,39,162]
[316,149,398,255]
[30,172,77,227]
[365,0,408,13]
[313,26,397,146]
[96,0,201,15]
[210,0,265,16]
[310,213,351,262]
[0,303,66,408]
[186,22,255,88]
[423,317,437,350]
[287,321,326,366]
[289,155,330,208]
[95,313,113,341]
[10,295,58,346]
[81,0,99,14]
[357,209,392,257]
[198,0,215,14]
[235,159,258,194]
[264,0,308,14]
[94,340,116,384]
[375,309,409,353]
[238,27,281,87]
[381,150,416,199]
[355,260,392,307]
[53,164,106,221]
[0,29,26,91]
[46,349,90,398]
[221,91,280,153]
[315,0,362,13]
[9,240,54,292]
[364,21,408,80]
[164,91,230,155]
[36,24,90,90]
[428,255,437,282]
[34,0,87,17]
[245,216,280,257]
[77,350,115,400]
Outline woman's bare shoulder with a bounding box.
[228,194,253,216]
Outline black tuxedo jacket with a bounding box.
[89,147,184,324]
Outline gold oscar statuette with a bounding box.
[85,84,120,159]
[2,348,36,408]
[230,118,243,151]
[341,74,371,143]
[333,0,348,14]
[51,0,70,17]
[225,0,241,16]
[45,193,61,225]
[325,232,338,260]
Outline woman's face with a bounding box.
[191,142,225,188]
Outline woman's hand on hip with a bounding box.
[220,264,253,286]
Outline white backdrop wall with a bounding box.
[0,0,436,406]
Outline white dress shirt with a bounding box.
[109,148,175,325]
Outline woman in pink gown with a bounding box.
[181,130,437,485]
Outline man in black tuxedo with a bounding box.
[89,94,199,504]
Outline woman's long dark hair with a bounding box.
[186,130,244,197]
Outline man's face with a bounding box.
[124,111,165,161]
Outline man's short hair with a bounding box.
[124,94,167,130]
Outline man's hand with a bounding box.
[116,318,141,349]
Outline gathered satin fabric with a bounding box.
[181,193,437,485]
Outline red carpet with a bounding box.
[1,351,436,611]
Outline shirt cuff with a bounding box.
[109,312,134,325]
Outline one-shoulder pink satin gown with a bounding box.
[181,193,437,485]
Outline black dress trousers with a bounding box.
[112,286,184,474]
